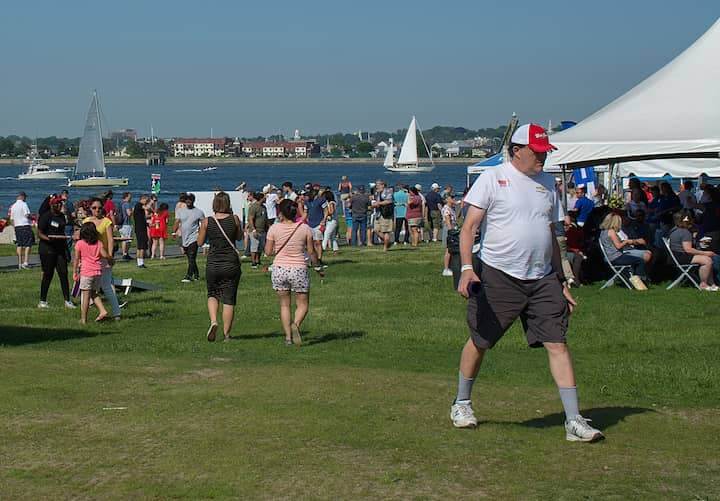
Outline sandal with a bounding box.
[207,323,218,342]
[95,313,108,322]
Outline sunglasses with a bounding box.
[91,206,102,210]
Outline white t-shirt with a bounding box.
[10,200,31,226]
[464,162,564,280]
[264,192,279,219]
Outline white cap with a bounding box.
[262,184,272,194]
[414,184,422,190]
[431,183,440,190]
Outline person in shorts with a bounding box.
[372,180,394,251]
[265,199,321,346]
[73,222,111,324]
[118,192,133,260]
[305,189,329,263]
[406,186,424,247]
[9,191,34,269]
[451,123,603,443]
[247,191,269,269]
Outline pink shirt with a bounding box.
[75,240,103,277]
[267,222,312,267]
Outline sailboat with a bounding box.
[385,116,434,172]
[382,138,395,168]
[68,91,128,187]
[18,143,70,180]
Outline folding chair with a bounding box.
[663,237,700,290]
[598,241,633,290]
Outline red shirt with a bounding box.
[566,225,584,253]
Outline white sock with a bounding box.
[137,258,144,266]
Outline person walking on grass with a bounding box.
[393,184,410,246]
[265,199,321,346]
[37,195,74,309]
[451,124,603,443]
[441,192,458,276]
[83,198,122,321]
[118,192,133,261]
[306,188,329,264]
[9,191,34,269]
[73,222,111,324]
[322,190,339,253]
[371,180,394,252]
[174,193,205,283]
[247,191,269,269]
[133,195,150,268]
[197,191,242,342]
[406,186,424,247]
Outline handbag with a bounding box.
[211,216,241,257]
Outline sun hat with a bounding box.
[511,123,557,153]
[431,183,440,190]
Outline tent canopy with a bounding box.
[467,152,503,175]
[616,158,720,178]
[549,18,720,167]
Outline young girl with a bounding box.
[149,202,169,259]
[73,222,111,324]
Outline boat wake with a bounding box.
[175,169,203,173]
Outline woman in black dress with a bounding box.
[197,191,242,342]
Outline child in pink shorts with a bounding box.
[73,222,112,324]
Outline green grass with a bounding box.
[0,245,718,499]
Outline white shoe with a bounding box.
[181,277,192,283]
[702,285,719,291]
[64,301,77,309]
[565,415,604,442]
[38,301,49,309]
[450,400,478,428]
[20,263,30,270]
[442,268,453,277]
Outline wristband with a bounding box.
[460,264,473,272]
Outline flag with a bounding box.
[573,167,596,196]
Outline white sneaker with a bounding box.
[565,415,604,442]
[38,301,49,309]
[20,263,31,270]
[181,277,192,283]
[450,400,478,428]
[441,268,453,277]
[64,301,77,309]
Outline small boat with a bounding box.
[203,166,217,172]
[18,144,70,180]
[68,91,128,187]
[385,116,435,173]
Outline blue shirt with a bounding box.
[574,196,594,224]
[307,198,328,227]
[425,190,443,212]
[393,190,408,218]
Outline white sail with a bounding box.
[397,116,418,165]
[75,91,105,177]
[382,140,395,167]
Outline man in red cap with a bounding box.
[449,124,603,442]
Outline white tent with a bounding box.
[616,158,720,178]
[549,18,720,168]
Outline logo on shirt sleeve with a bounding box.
[497,179,509,187]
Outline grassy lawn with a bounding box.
[0,245,718,499]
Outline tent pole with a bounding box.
[561,164,567,212]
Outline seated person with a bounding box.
[668,211,718,291]
[599,213,650,285]
[565,214,585,283]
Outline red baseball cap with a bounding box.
[49,195,64,206]
[511,123,557,153]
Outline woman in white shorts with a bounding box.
[265,199,321,346]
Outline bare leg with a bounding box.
[80,290,91,324]
[444,249,451,270]
[545,342,576,388]
[93,294,108,322]
[278,291,292,340]
[159,238,165,258]
[314,240,323,261]
[24,246,30,264]
[383,232,390,251]
[459,338,485,379]
[207,297,219,325]
[222,304,235,337]
[693,255,714,286]
[294,292,309,329]
[16,247,22,267]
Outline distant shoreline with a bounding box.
[0,157,479,167]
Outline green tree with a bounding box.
[356,142,373,154]
[126,140,145,158]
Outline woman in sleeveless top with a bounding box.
[197,191,242,342]
[322,190,339,253]
[338,176,352,202]
[265,199,320,346]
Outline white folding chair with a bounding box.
[598,241,633,290]
[663,237,700,290]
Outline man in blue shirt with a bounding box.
[393,184,409,245]
[306,189,329,262]
[573,186,595,227]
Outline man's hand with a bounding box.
[562,283,577,314]
[457,269,481,299]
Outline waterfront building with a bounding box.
[173,138,228,157]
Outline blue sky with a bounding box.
[1,1,717,138]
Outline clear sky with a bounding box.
[1,1,717,138]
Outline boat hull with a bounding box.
[385,164,435,173]
[68,177,129,187]
[18,171,69,180]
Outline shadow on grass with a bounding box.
[515,406,654,429]
[0,325,110,346]
[324,259,357,266]
[229,332,284,340]
[304,330,365,346]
